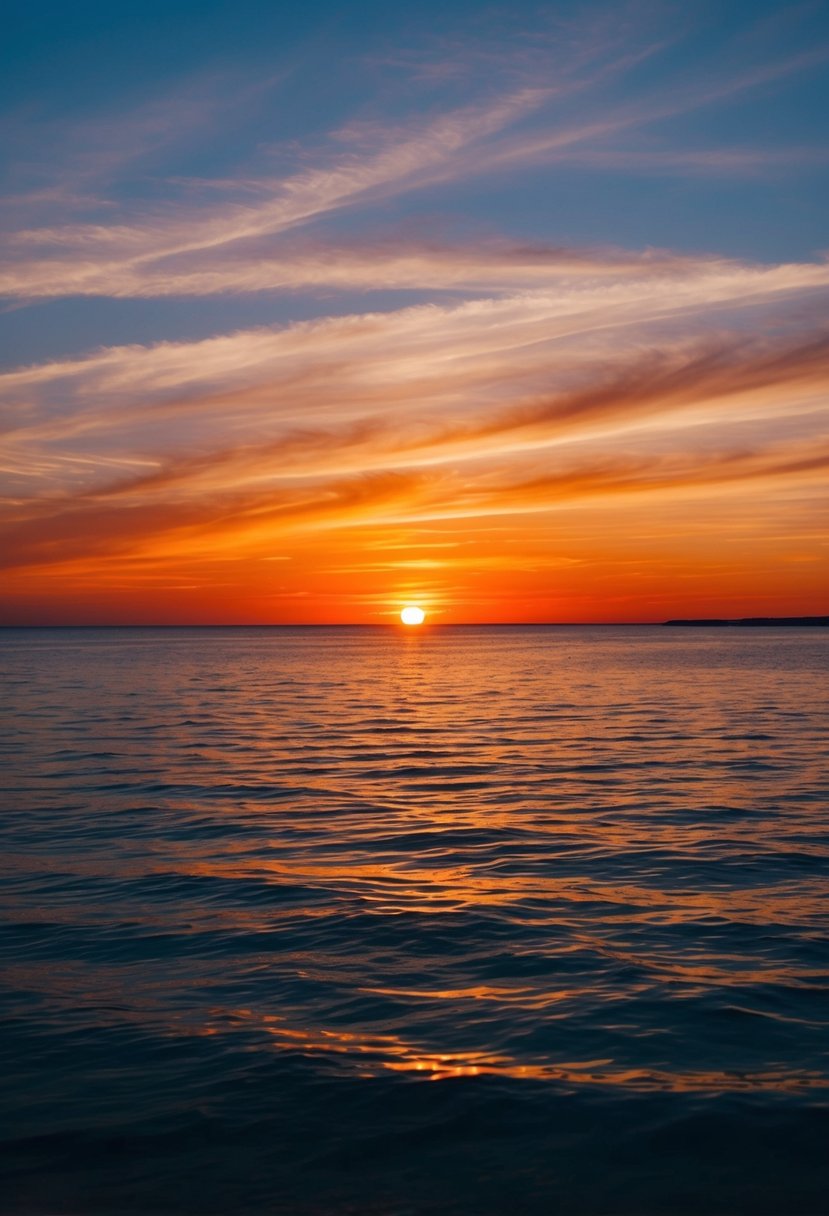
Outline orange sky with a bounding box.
[2,265,829,624]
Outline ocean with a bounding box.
[1,625,828,1215]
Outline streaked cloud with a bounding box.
[2,272,827,615]
[2,19,827,305]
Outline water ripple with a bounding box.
[1,625,828,1214]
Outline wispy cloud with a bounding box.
[2,19,827,305]
[4,252,828,436]
[1,88,552,301]
[2,274,828,593]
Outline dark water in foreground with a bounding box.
[1,626,828,1215]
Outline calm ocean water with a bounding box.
[1,625,828,1215]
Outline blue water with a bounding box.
[1,626,828,1214]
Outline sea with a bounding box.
[1,625,828,1215]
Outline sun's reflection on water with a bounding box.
[206,1009,827,1093]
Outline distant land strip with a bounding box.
[664,616,829,627]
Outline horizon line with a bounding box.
[2,616,827,630]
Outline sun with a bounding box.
[400,605,426,626]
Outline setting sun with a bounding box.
[400,606,426,626]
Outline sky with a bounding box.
[1,0,828,624]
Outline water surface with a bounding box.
[1,626,828,1214]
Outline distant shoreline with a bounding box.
[663,616,829,627]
